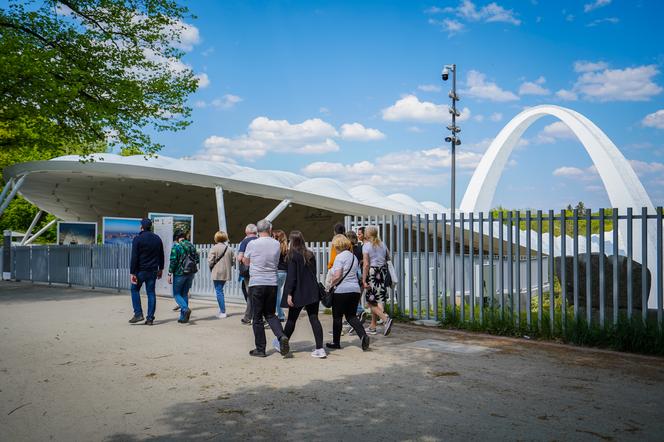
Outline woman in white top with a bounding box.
[326,234,370,351]
[362,226,393,336]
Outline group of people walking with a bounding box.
[128,217,395,358]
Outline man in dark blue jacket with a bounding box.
[129,218,165,325]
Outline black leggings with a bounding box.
[332,292,366,345]
[284,302,324,350]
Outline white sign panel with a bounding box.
[153,217,173,296]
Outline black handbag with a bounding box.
[319,256,356,308]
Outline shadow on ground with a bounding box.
[104,346,661,442]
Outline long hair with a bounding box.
[365,226,382,247]
[272,229,288,255]
[287,230,313,264]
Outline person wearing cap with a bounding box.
[129,218,165,325]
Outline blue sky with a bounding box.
[152,0,664,210]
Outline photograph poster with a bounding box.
[148,212,194,243]
[57,222,97,245]
[102,217,142,245]
[153,217,174,296]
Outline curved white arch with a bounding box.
[460,105,658,307]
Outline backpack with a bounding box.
[181,243,199,275]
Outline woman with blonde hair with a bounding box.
[362,226,393,336]
[272,229,288,322]
[326,234,369,351]
[207,231,235,318]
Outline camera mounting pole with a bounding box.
[442,63,460,310]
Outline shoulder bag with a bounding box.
[208,245,228,271]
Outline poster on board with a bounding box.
[153,217,174,296]
[57,222,97,245]
[148,212,194,243]
[102,217,142,245]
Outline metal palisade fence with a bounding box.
[347,207,664,332]
[4,242,333,302]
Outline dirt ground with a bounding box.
[1,281,663,441]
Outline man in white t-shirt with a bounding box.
[242,219,290,357]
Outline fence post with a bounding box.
[657,207,662,330]
[2,230,10,281]
[441,213,447,321]
[573,209,579,323]
[460,212,465,322]
[416,214,422,320]
[478,212,484,325]
[641,207,648,325]
[469,212,475,323]
[612,208,619,325]
[560,210,566,333]
[526,210,532,328]
[586,208,592,327]
[424,214,430,320]
[537,210,543,330]
[599,209,605,328]
[627,208,633,320]
[514,211,520,328]
[433,213,439,321]
[548,210,554,334]
[489,212,494,316]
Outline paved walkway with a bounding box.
[1,281,663,441]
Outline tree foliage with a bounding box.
[0,0,198,157]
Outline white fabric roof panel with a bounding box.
[6,154,447,217]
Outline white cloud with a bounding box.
[194,116,388,162]
[195,116,339,162]
[418,84,442,92]
[587,17,619,27]
[463,70,519,102]
[555,89,578,101]
[564,62,663,102]
[428,18,466,36]
[573,64,662,101]
[584,0,611,13]
[170,20,200,51]
[552,165,598,181]
[473,114,485,122]
[537,121,575,144]
[629,159,664,174]
[642,110,664,129]
[382,94,470,123]
[490,112,503,122]
[452,0,521,25]
[407,126,423,133]
[212,95,243,109]
[319,107,330,115]
[427,1,520,35]
[340,123,386,141]
[518,76,550,96]
[195,73,210,88]
[301,145,483,189]
[573,60,609,73]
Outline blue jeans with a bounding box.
[173,274,195,320]
[213,280,226,313]
[276,270,287,320]
[131,271,158,320]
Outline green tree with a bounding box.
[0,0,198,157]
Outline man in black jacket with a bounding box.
[129,218,165,325]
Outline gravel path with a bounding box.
[1,281,663,441]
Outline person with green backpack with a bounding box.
[167,229,199,323]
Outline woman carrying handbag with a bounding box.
[276,231,326,358]
[326,234,370,351]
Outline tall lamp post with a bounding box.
[442,64,461,311]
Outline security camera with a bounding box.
[456,138,461,146]
[441,67,449,81]
[445,136,452,143]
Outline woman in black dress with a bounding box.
[276,230,326,358]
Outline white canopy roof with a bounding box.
[5,154,448,217]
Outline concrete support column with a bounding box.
[265,199,292,223]
[0,175,26,218]
[0,178,15,206]
[20,210,43,246]
[215,186,227,233]
[23,219,57,246]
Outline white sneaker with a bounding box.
[272,337,281,353]
[217,312,227,318]
[311,348,327,358]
